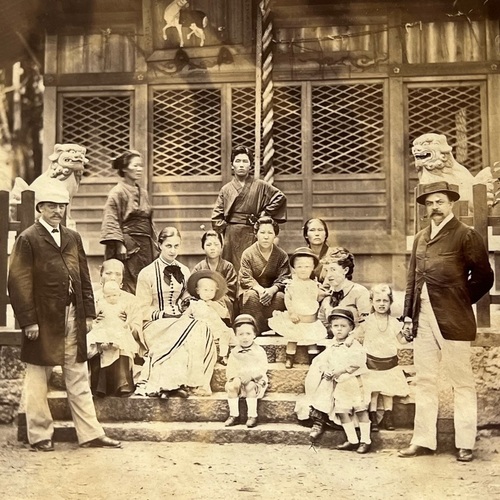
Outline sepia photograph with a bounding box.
[0,0,499,498]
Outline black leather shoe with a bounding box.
[246,417,258,428]
[382,410,395,431]
[336,441,359,451]
[171,388,190,398]
[224,416,239,427]
[398,444,434,457]
[309,423,325,443]
[369,411,379,433]
[31,439,54,452]
[457,448,473,462]
[80,436,122,448]
[357,442,371,454]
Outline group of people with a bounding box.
[7,145,494,463]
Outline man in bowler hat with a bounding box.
[8,183,121,451]
[398,181,493,462]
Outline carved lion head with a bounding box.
[47,143,89,180]
[411,133,454,174]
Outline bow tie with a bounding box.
[238,346,253,353]
[329,290,344,307]
[163,265,184,286]
[51,228,59,233]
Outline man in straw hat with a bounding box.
[8,182,121,451]
[398,181,493,462]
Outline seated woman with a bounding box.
[135,227,217,398]
[88,259,144,397]
[192,229,238,322]
[317,247,371,330]
[303,218,331,283]
[239,216,291,334]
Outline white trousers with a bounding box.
[411,298,477,450]
[24,305,104,445]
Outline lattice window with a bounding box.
[232,87,255,150]
[274,86,302,176]
[61,94,131,177]
[312,83,384,175]
[152,88,221,177]
[408,85,483,174]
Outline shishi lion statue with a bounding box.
[11,143,89,228]
[412,133,496,208]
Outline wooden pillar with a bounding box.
[0,191,9,326]
[42,35,58,170]
[302,82,313,220]
[134,84,149,191]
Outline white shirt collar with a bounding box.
[430,213,454,239]
[38,217,59,234]
[38,217,61,245]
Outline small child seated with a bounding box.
[268,247,327,368]
[88,280,139,372]
[185,270,236,366]
[224,314,269,428]
[295,307,372,454]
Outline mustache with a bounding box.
[431,211,443,215]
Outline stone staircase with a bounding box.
[17,337,457,450]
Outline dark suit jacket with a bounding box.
[8,221,96,365]
[403,216,493,341]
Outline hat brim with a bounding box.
[416,189,460,205]
[233,314,258,329]
[187,270,228,302]
[35,200,69,212]
[289,248,319,268]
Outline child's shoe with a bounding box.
[369,411,379,432]
[224,416,239,427]
[309,423,324,443]
[382,410,395,430]
[246,417,258,428]
[285,354,294,369]
[357,442,371,454]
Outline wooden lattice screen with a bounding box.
[312,83,385,175]
[407,84,483,174]
[152,88,222,177]
[60,93,132,177]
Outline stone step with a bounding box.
[255,337,414,366]
[45,391,417,427]
[18,420,456,451]
[50,362,417,394]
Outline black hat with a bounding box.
[327,307,355,325]
[187,270,227,301]
[289,247,319,268]
[416,181,460,205]
[233,314,257,329]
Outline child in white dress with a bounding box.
[356,284,410,431]
[268,247,327,368]
[224,314,269,429]
[185,270,236,369]
[88,280,139,371]
[295,307,372,453]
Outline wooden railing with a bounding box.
[0,189,35,346]
[415,183,499,328]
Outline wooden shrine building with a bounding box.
[40,0,500,287]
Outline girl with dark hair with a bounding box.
[192,229,238,320]
[100,150,157,293]
[135,227,216,398]
[317,247,371,328]
[211,146,287,272]
[239,217,291,334]
[303,218,330,282]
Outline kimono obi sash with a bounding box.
[122,213,152,236]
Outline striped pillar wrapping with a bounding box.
[260,0,275,184]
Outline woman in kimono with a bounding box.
[192,229,238,321]
[100,150,157,293]
[239,217,291,334]
[303,218,331,284]
[135,227,217,398]
[211,146,287,272]
[88,259,145,397]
